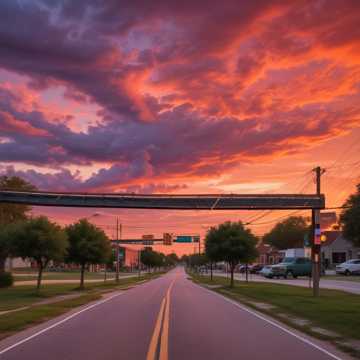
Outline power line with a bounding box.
[247,209,307,226]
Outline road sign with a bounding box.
[175,235,193,243]
[143,240,154,246]
[142,234,154,240]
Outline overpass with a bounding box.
[0,190,325,210]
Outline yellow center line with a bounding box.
[159,281,175,360]
[146,279,176,360]
[146,296,166,360]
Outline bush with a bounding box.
[0,272,14,288]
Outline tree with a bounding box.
[13,217,68,290]
[206,221,258,287]
[66,219,111,289]
[205,226,224,281]
[0,176,36,273]
[0,223,20,285]
[140,248,159,271]
[166,253,179,266]
[263,216,309,250]
[340,183,360,247]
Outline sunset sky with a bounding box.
[0,0,359,255]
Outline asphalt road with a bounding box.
[0,268,349,360]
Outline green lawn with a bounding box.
[0,293,101,339]
[13,271,117,281]
[0,284,80,311]
[0,273,160,311]
[191,273,360,357]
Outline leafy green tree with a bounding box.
[0,223,20,286]
[166,253,179,266]
[188,253,208,270]
[206,221,258,287]
[0,223,15,275]
[340,184,360,247]
[263,216,309,250]
[66,219,111,289]
[0,176,35,273]
[180,254,189,264]
[141,248,157,271]
[205,227,224,280]
[13,217,68,290]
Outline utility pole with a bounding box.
[312,166,325,297]
[115,217,121,283]
[138,247,141,278]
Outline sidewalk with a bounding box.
[14,274,137,286]
[212,272,360,295]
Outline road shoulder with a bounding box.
[189,273,359,359]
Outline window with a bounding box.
[332,252,346,264]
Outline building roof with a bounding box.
[321,231,341,246]
[256,242,280,255]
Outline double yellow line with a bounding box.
[146,280,175,360]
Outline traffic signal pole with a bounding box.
[312,166,325,297]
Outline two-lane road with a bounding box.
[0,268,349,360]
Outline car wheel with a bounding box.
[345,269,351,276]
[285,270,294,279]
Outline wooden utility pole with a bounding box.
[115,217,121,283]
[138,248,142,278]
[312,166,325,297]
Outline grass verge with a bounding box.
[190,272,360,359]
[1,273,163,311]
[0,271,165,341]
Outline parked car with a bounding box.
[270,257,312,279]
[259,265,273,278]
[249,264,263,274]
[336,259,360,275]
[238,265,247,273]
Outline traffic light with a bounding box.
[163,233,173,245]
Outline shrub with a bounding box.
[0,272,14,288]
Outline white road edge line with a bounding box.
[0,292,124,356]
[196,283,344,360]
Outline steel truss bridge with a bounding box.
[0,190,325,210]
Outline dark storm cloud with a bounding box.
[0,0,360,191]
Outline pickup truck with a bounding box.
[269,257,312,279]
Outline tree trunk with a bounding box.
[230,264,235,288]
[37,263,43,291]
[0,257,6,274]
[245,263,249,283]
[104,266,107,282]
[210,262,213,281]
[80,264,85,289]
